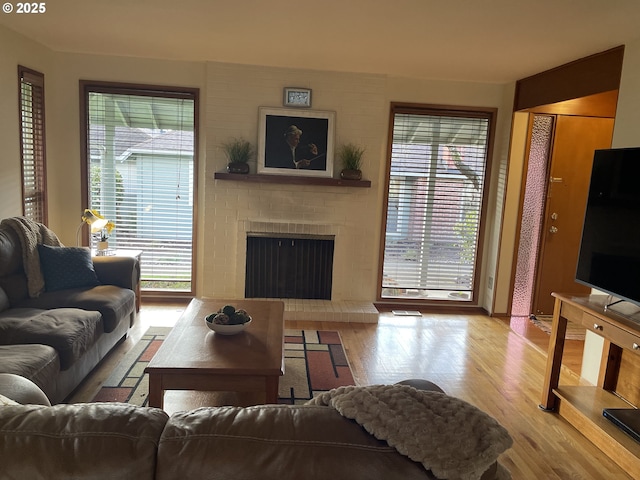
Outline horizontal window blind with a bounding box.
[382,109,490,301]
[85,88,196,292]
[19,67,47,224]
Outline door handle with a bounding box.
[549,226,558,234]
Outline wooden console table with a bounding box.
[540,293,640,476]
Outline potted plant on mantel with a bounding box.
[222,137,254,174]
[338,142,365,180]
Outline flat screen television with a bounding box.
[575,147,640,307]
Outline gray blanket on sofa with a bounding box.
[308,384,512,480]
[0,217,61,298]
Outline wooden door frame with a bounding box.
[507,113,554,317]
[502,46,624,317]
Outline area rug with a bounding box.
[529,315,586,341]
[279,329,355,404]
[92,327,355,406]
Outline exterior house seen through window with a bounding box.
[82,84,198,294]
[381,105,494,303]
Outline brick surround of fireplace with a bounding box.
[236,220,378,323]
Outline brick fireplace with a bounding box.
[235,220,378,322]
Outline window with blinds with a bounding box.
[81,84,197,293]
[381,105,493,302]
[19,66,47,224]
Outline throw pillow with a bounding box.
[37,244,100,291]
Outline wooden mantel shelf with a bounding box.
[214,172,371,188]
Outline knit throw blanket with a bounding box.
[307,385,513,480]
[1,217,61,298]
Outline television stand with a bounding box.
[540,293,640,477]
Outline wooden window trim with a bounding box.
[18,65,47,224]
[378,102,497,307]
[79,80,199,297]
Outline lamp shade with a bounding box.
[82,209,108,231]
[76,209,109,246]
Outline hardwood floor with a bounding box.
[68,302,631,480]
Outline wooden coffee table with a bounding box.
[144,298,284,409]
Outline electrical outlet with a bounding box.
[488,276,494,290]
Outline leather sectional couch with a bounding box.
[0,375,511,480]
[0,218,138,404]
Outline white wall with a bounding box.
[612,40,640,148]
[0,27,51,219]
[492,111,529,314]
[0,24,514,309]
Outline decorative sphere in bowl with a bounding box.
[205,305,252,335]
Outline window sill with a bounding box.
[214,172,371,188]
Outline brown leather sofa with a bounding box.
[0,375,507,480]
[0,219,138,404]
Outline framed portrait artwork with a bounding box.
[258,107,335,177]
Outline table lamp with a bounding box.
[76,209,108,246]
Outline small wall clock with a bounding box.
[283,87,312,108]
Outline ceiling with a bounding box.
[3,0,640,83]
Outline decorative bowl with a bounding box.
[205,315,252,335]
